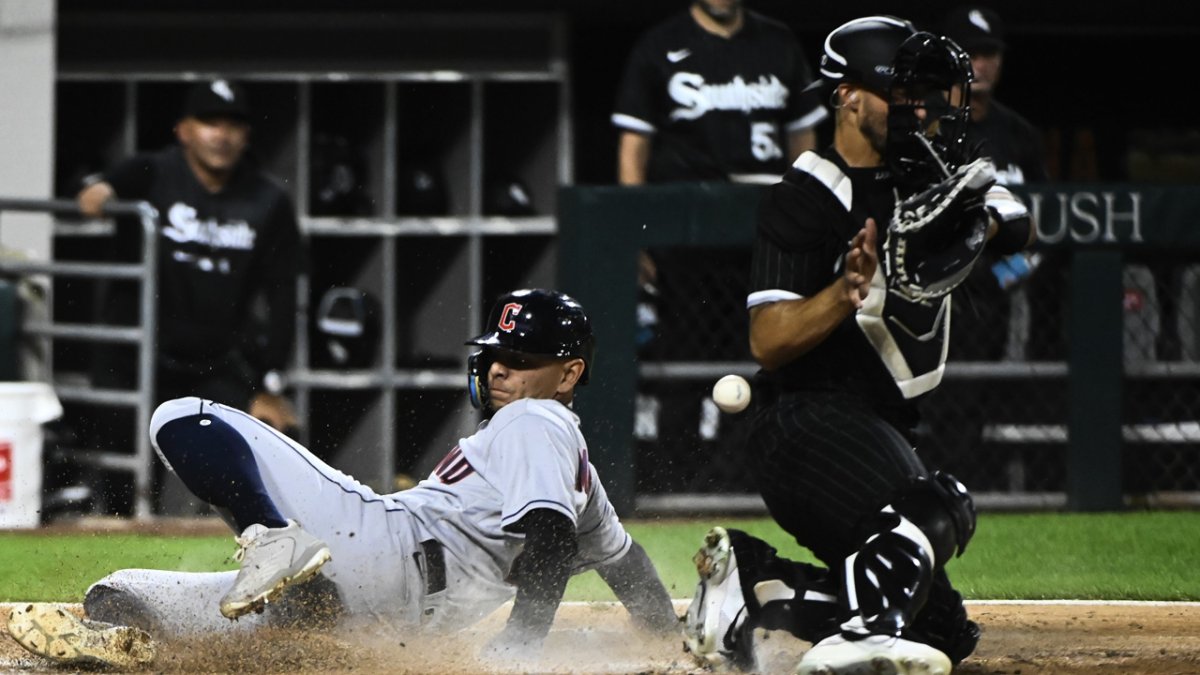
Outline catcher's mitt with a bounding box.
[884,157,997,302]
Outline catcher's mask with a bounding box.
[885,32,973,191]
[465,288,595,411]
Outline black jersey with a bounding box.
[968,100,1047,187]
[612,10,827,183]
[951,100,1046,359]
[749,149,954,428]
[104,146,299,372]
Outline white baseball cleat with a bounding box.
[682,526,756,671]
[795,633,952,675]
[219,519,332,619]
[7,603,156,669]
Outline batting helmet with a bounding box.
[807,15,917,96]
[465,289,596,410]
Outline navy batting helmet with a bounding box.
[465,289,595,410]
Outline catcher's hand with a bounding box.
[884,157,996,301]
[843,218,878,309]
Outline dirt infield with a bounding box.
[2,600,1200,673]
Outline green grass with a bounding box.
[2,512,1199,602]
[0,533,236,601]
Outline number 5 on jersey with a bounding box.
[751,122,783,162]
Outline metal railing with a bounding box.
[0,197,159,518]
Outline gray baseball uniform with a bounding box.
[88,396,630,636]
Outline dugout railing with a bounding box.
[0,197,159,519]
[559,182,1200,516]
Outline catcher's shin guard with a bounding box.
[841,509,935,639]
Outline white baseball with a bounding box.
[712,374,752,414]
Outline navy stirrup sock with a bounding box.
[155,413,288,531]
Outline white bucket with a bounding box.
[0,382,63,528]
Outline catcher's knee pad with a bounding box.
[844,509,934,638]
[892,471,976,565]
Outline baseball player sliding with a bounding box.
[5,289,678,669]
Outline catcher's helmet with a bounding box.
[886,31,974,190]
[807,15,917,96]
[465,289,595,410]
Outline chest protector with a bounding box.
[797,152,950,399]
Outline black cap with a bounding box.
[181,79,250,122]
[943,6,1005,54]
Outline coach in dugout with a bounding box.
[75,79,300,515]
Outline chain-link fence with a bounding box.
[633,245,1200,508]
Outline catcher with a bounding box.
[682,16,1034,675]
[6,289,678,669]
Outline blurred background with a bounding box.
[2,0,1199,522]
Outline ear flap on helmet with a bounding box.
[467,350,492,411]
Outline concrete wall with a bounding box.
[0,1,55,261]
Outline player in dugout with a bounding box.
[5,289,679,669]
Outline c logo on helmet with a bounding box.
[498,303,523,332]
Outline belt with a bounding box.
[415,539,446,596]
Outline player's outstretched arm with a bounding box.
[485,509,577,654]
[595,540,678,636]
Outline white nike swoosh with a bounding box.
[667,49,691,63]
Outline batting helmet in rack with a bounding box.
[465,289,596,410]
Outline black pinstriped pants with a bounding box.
[745,388,977,661]
[747,390,927,567]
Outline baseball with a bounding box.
[712,374,752,414]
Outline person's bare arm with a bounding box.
[618,131,651,186]
[749,219,877,371]
[787,128,817,163]
[249,393,298,432]
[77,181,115,218]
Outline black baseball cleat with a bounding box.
[683,526,758,671]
